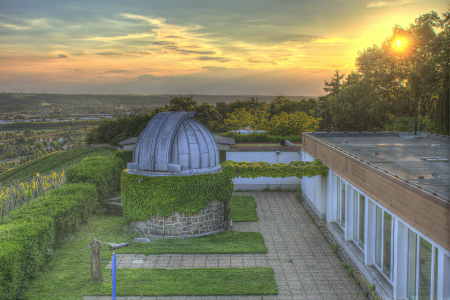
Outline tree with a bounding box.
[267,111,320,136]
[224,104,270,131]
[323,70,345,96]
[166,97,198,111]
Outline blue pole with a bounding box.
[112,251,116,300]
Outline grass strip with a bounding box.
[230,196,259,222]
[85,268,276,298]
[25,213,268,299]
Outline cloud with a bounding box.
[196,56,231,62]
[164,35,183,39]
[85,33,153,41]
[56,54,68,58]
[366,0,423,8]
[0,22,24,30]
[313,37,346,44]
[107,69,128,73]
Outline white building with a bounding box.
[301,132,450,300]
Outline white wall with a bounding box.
[226,150,302,191]
[300,151,327,219]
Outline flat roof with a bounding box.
[305,132,449,202]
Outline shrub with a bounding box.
[0,183,98,298]
[220,132,302,143]
[66,156,125,205]
[0,216,55,299]
[115,150,133,163]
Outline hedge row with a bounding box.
[66,156,125,207]
[0,155,124,299]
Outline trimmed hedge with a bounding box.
[0,217,54,299]
[220,132,302,143]
[121,167,234,222]
[66,156,125,206]
[0,183,98,299]
[115,150,133,163]
[0,155,124,299]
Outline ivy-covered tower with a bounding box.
[122,111,231,239]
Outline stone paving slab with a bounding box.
[85,192,367,300]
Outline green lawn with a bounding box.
[230,195,259,222]
[25,212,270,299]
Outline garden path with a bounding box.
[84,191,367,300]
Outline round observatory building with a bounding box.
[123,111,227,239]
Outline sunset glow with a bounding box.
[0,0,447,95]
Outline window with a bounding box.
[407,228,439,300]
[337,177,345,228]
[375,206,394,281]
[352,190,365,250]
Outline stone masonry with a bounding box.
[128,200,224,239]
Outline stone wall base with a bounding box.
[128,199,224,239]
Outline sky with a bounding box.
[0,0,448,96]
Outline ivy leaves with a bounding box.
[222,159,328,179]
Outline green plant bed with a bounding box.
[24,213,270,299]
[86,268,277,297]
[221,132,302,143]
[111,230,267,256]
[229,196,258,222]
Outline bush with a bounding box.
[220,132,302,143]
[0,217,54,299]
[66,156,125,205]
[0,183,98,299]
[115,150,133,163]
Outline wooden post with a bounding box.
[15,181,21,209]
[88,237,103,280]
[10,185,14,212]
[225,197,230,230]
[39,176,45,197]
[0,194,4,221]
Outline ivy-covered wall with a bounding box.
[121,159,328,222]
[121,165,235,223]
[222,159,328,179]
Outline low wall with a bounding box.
[227,148,302,191]
[89,143,121,150]
[128,200,224,239]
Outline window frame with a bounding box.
[336,176,346,230]
[406,229,440,300]
[352,189,365,252]
[374,205,395,283]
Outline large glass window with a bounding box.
[433,248,438,300]
[375,206,394,281]
[419,238,432,299]
[336,177,345,228]
[376,206,382,267]
[407,230,417,300]
[407,228,439,300]
[352,190,365,250]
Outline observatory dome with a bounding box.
[126,111,221,176]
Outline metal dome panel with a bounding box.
[126,111,222,176]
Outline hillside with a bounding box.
[0,147,116,186]
[0,93,317,112]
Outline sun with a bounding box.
[392,37,408,52]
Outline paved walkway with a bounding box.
[84,192,367,300]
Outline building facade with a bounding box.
[301,132,450,300]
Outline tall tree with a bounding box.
[323,70,345,96]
